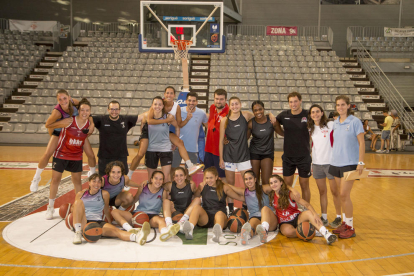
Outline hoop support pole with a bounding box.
[191,6,219,41]
[144,4,177,40]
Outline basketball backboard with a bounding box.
[139,1,225,53]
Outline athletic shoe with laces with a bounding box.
[188,164,205,176]
[333,222,346,234]
[212,223,222,243]
[321,216,329,227]
[338,225,356,239]
[256,224,268,244]
[183,221,193,240]
[30,176,41,192]
[376,149,385,153]
[385,150,390,153]
[330,217,342,228]
[135,222,150,245]
[128,228,141,235]
[45,205,54,220]
[160,224,180,242]
[241,222,251,245]
[324,232,338,245]
[73,231,82,244]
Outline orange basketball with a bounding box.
[59,203,72,219]
[171,211,183,223]
[296,221,316,242]
[82,222,103,243]
[124,204,135,213]
[131,211,149,228]
[227,215,245,233]
[231,208,249,222]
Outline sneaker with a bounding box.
[73,231,82,244]
[128,228,141,235]
[324,232,338,245]
[178,220,185,233]
[135,222,150,246]
[315,230,323,237]
[321,217,329,227]
[212,223,222,243]
[333,222,346,234]
[45,205,54,220]
[329,217,342,229]
[241,222,251,245]
[256,224,268,244]
[339,225,356,239]
[188,164,205,176]
[183,221,193,240]
[376,150,385,153]
[87,170,93,177]
[385,150,389,153]
[30,176,41,192]
[160,224,180,242]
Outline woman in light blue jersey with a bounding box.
[71,173,150,245]
[112,171,180,242]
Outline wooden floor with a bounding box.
[1,145,414,275]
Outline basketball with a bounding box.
[82,222,103,243]
[171,211,183,223]
[227,215,245,233]
[65,213,74,232]
[124,204,135,213]
[102,206,113,223]
[231,208,249,222]
[59,203,72,219]
[296,222,316,242]
[131,211,149,228]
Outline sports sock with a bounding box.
[34,168,44,179]
[127,169,134,179]
[122,223,132,231]
[129,234,136,242]
[318,226,328,236]
[228,203,234,213]
[118,206,126,211]
[345,217,353,229]
[89,166,96,174]
[185,160,194,168]
[261,221,270,232]
[342,213,346,221]
[165,217,172,226]
[322,213,328,220]
[48,198,55,207]
[182,214,189,221]
[336,214,341,218]
[161,227,168,234]
[74,223,82,232]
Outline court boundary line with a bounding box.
[0,252,413,271]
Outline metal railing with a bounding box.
[347,26,400,43]
[80,22,139,33]
[226,25,266,36]
[0,18,9,30]
[356,40,414,135]
[72,22,81,43]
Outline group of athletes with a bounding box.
[29,85,365,246]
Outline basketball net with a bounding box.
[171,39,193,60]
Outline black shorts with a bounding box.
[198,211,216,228]
[52,157,83,173]
[145,151,172,169]
[279,214,300,229]
[282,154,312,178]
[250,152,274,161]
[86,220,107,227]
[328,165,358,178]
[109,196,120,208]
[249,216,261,221]
[140,123,149,141]
[98,157,128,177]
[52,130,60,137]
[204,152,226,178]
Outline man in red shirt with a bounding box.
[204,89,229,183]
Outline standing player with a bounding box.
[204,89,229,183]
[30,90,96,192]
[269,174,337,245]
[308,104,341,228]
[72,173,150,245]
[247,100,278,185]
[329,95,365,239]
[376,110,394,153]
[44,98,92,220]
[172,92,208,169]
[274,92,311,203]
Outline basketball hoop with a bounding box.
[171,39,193,60]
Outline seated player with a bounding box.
[103,161,140,210]
[182,167,244,242]
[162,167,202,231]
[72,173,150,245]
[269,174,337,245]
[111,171,180,242]
[227,170,278,245]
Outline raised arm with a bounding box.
[242,111,255,122]
[147,107,172,125]
[193,181,205,198]
[226,184,246,198]
[46,116,73,129]
[124,175,141,188]
[223,184,245,202]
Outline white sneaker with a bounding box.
[45,205,54,220]
[315,230,323,237]
[30,176,41,192]
[135,222,150,246]
[160,224,180,242]
[73,231,82,244]
[376,150,385,153]
[188,164,204,176]
[128,228,141,235]
[212,223,222,243]
[324,232,338,245]
[241,222,251,245]
[178,220,185,233]
[87,170,93,177]
[385,150,390,153]
[123,186,131,191]
[256,224,268,243]
[183,221,193,240]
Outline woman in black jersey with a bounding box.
[247,101,278,185]
[182,167,244,242]
[162,167,201,232]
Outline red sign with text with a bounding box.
[266,26,298,36]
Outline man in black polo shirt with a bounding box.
[275,92,311,203]
[93,100,143,176]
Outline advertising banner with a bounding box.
[266,26,298,36]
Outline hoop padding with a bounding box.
[171,40,193,60]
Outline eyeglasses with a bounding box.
[109,108,120,111]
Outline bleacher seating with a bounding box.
[354,36,414,58]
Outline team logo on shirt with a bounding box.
[301,117,307,123]
[121,122,125,128]
[69,138,83,146]
[157,195,162,200]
